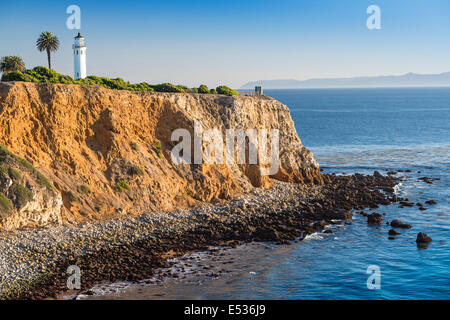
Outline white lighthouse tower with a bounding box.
[73,33,87,79]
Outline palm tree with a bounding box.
[36,31,60,69]
[0,56,26,73]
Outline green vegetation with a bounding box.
[185,189,195,198]
[128,165,144,176]
[67,191,81,204]
[0,164,8,177]
[10,183,33,208]
[0,56,25,73]
[36,31,60,69]
[152,140,163,158]
[35,172,54,193]
[1,66,240,96]
[8,167,21,181]
[0,144,54,193]
[216,86,240,96]
[130,141,140,152]
[198,84,210,94]
[80,185,91,195]
[117,180,130,192]
[0,193,13,212]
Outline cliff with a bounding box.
[0,82,323,229]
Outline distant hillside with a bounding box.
[241,72,450,89]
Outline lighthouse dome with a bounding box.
[74,33,86,48]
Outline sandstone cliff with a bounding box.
[0,82,323,229]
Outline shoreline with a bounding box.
[0,173,400,300]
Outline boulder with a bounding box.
[391,220,412,229]
[388,229,400,236]
[416,232,432,243]
[367,213,383,224]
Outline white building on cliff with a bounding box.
[73,33,87,79]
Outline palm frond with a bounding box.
[36,31,60,52]
[0,56,26,73]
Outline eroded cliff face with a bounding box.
[0,82,323,228]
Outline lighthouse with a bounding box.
[73,33,87,79]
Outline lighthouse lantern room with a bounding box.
[73,33,87,79]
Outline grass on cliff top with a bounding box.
[0,144,54,193]
[1,66,241,96]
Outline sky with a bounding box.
[1,0,450,88]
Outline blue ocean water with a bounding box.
[259,88,450,299]
[89,88,449,300]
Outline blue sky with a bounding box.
[1,0,450,87]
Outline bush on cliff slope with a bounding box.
[0,145,54,194]
[1,66,240,95]
[0,144,59,228]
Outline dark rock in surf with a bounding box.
[388,229,400,236]
[400,201,414,207]
[416,232,432,243]
[367,213,383,225]
[391,220,412,229]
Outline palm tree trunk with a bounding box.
[47,49,51,69]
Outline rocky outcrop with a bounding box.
[0,146,62,230]
[0,82,323,228]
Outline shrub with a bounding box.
[0,192,13,212]
[36,172,54,193]
[216,86,240,96]
[131,82,155,92]
[0,144,54,193]
[67,191,81,204]
[153,140,163,158]
[10,183,33,208]
[80,185,91,195]
[130,141,140,151]
[128,165,144,176]
[117,180,130,192]
[1,71,33,82]
[1,66,236,96]
[198,84,209,94]
[0,164,8,177]
[151,83,185,93]
[31,66,58,78]
[8,167,21,180]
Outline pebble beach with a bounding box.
[0,173,400,299]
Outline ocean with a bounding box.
[85,87,449,300]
